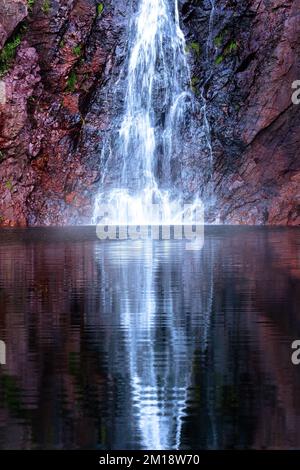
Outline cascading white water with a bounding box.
[93,0,200,225]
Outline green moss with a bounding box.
[214,28,239,66]
[214,33,223,48]
[27,0,36,11]
[225,40,238,54]
[215,39,238,66]
[214,28,230,48]
[191,76,200,95]
[215,55,224,65]
[0,34,22,77]
[59,39,65,49]
[66,70,77,93]
[190,42,201,56]
[97,3,104,16]
[42,0,51,14]
[73,44,82,57]
[186,42,201,57]
[5,180,13,192]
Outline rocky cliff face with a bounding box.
[201,0,300,225]
[0,0,299,226]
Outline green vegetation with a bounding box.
[73,44,82,57]
[27,0,36,11]
[97,3,104,16]
[0,151,4,162]
[0,34,22,77]
[214,28,229,48]
[190,42,201,56]
[5,180,13,192]
[225,40,238,54]
[59,39,65,49]
[186,41,201,57]
[215,39,238,66]
[214,33,223,48]
[215,55,224,65]
[42,0,51,14]
[191,76,200,95]
[214,28,239,66]
[66,70,77,92]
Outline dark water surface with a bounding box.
[0,227,299,450]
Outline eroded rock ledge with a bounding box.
[0,0,299,226]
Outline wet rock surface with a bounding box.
[0,0,27,49]
[0,0,299,226]
[195,0,300,225]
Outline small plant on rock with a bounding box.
[42,0,51,15]
[0,34,22,77]
[73,45,82,57]
[97,3,104,16]
[66,70,77,93]
[27,0,36,12]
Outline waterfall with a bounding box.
[93,0,200,225]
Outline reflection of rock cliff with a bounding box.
[0,0,299,226]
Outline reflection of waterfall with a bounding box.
[94,239,214,450]
[93,0,199,225]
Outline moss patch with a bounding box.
[66,70,77,93]
[42,0,51,15]
[73,44,82,57]
[97,3,104,16]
